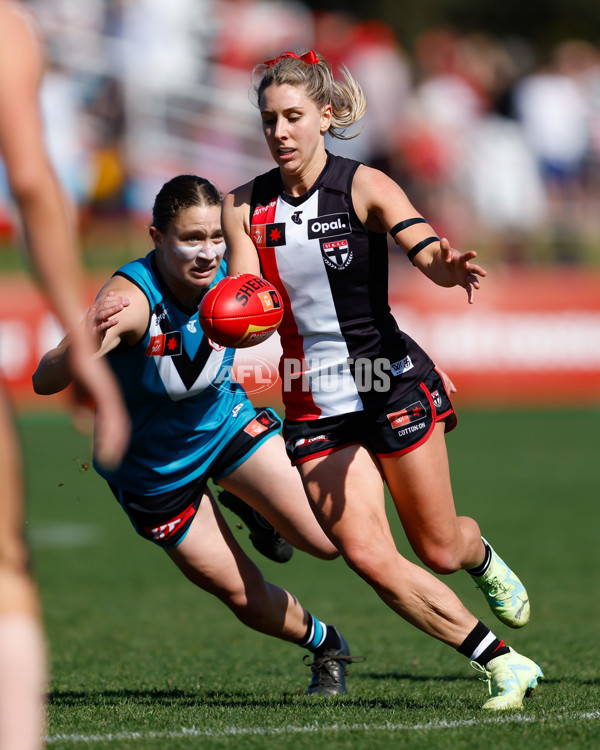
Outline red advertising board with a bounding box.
[3,267,600,410]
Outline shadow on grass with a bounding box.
[358,672,467,683]
[48,686,467,713]
[49,673,589,713]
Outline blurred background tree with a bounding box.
[307,0,600,51]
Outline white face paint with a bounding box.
[152,204,225,298]
[172,241,226,261]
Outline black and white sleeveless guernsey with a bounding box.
[250,152,434,421]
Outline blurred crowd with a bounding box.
[2,0,600,265]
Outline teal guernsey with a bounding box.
[94,252,268,494]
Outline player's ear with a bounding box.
[320,104,332,133]
[149,226,161,246]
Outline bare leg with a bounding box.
[218,434,338,560]
[380,422,486,574]
[298,444,478,647]
[166,490,310,641]
[0,390,46,750]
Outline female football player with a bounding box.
[33,174,361,698]
[221,49,543,710]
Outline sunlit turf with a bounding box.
[18,407,600,748]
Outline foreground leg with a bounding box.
[0,392,46,750]
[299,445,541,708]
[166,491,357,694]
[381,423,530,627]
[300,445,478,646]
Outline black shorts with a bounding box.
[284,368,457,465]
[108,408,281,548]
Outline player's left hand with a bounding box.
[440,237,486,304]
[437,365,457,394]
[86,291,130,345]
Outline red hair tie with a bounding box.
[262,50,319,68]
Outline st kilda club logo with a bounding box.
[321,238,353,270]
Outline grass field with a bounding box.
[19,407,600,749]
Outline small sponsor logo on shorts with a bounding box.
[294,434,330,449]
[144,502,195,542]
[390,355,414,376]
[387,401,427,429]
[396,421,426,437]
[431,389,442,408]
[243,410,277,437]
[231,403,244,418]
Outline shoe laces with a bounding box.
[470,660,493,695]
[303,651,365,682]
[482,576,509,597]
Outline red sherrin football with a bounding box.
[198,274,284,348]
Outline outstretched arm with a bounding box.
[413,237,486,305]
[353,165,486,304]
[32,290,132,395]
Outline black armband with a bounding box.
[389,217,426,237]
[407,236,439,263]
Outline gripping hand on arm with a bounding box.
[33,287,135,469]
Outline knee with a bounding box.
[417,542,463,575]
[225,587,270,628]
[0,537,29,573]
[0,562,38,615]
[311,546,339,561]
[341,542,397,591]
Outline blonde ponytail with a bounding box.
[253,51,367,140]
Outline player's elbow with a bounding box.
[31,369,53,395]
[7,153,56,211]
[8,162,45,204]
[31,363,68,396]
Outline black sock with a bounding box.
[467,539,492,576]
[251,509,273,529]
[318,625,342,653]
[296,614,341,652]
[457,620,510,665]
